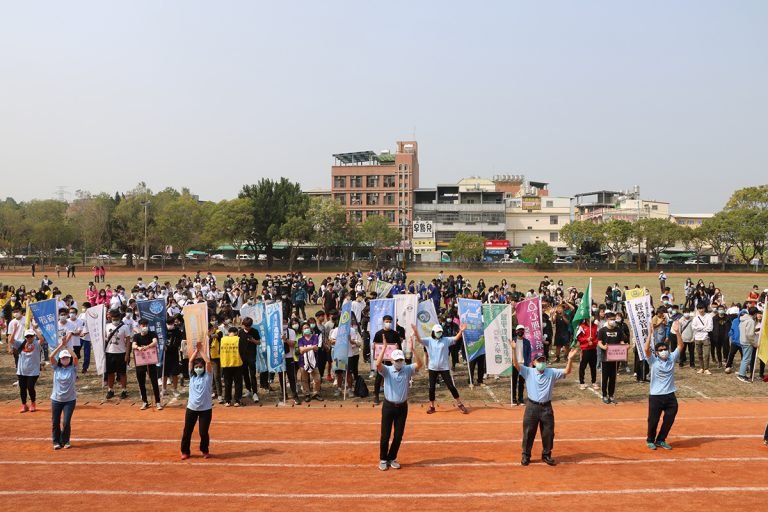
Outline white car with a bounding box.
[211,254,226,260]
[236,254,255,261]
[684,259,707,265]
[553,257,574,264]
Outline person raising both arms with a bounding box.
[412,322,468,414]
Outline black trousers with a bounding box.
[512,367,525,403]
[601,361,617,398]
[710,338,727,365]
[318,348,331,377]
[469,355,486,385]
[278,358,300,400]
[380,400,408,461]
[136,364,161,403]
[579,349,597,384]
[346,354,360,381]
[18,375,39,404]
[242,361,257,393]
[679,343,695,367]
[522,400,555,457]
[293,302,306,320]
[428,369,460,402]
[222,366,243,404]
[647,392,678,443]
[180,408,212,455]
[726,343,743,368]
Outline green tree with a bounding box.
[154,190,204,270]
[111,183,153,267]
[66,191,115,263]
[699,212,736,270]
[559,221,604,270]
[307,198,348,271]
[204,198,253,271]
[448,232,485,266]
[23,199,73,264]
[239,178,306,268]
[601,220,634,270]
[281,213,314,271]
[520,241,556,268]
[678,226,708,272]
[725,185,768,210]
[359,215,402,267]
[0,199,28,266]
[634,218,682,270]
[728,207,768,263]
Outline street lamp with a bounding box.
[141,200,150,272]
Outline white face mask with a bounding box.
[658,350,670,360]
[140,327,149,334]
[393,360,405,371]
[607,320,616,328]
[383,322,392,330]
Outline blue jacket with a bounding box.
[728,312,744,346]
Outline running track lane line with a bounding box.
[1,456,767,468]
[0,415,763,426]
[0,487,767,498]
[5,434,762,444]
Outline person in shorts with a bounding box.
[104,309,132,399]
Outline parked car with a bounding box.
[211,254,226,260]
[684,259,707,265]
[500,257,525,264]
[149,254,170,261]
[236,254,255,261]
[553,257,574,264]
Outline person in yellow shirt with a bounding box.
[219,327,245,407]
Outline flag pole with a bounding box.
[343,368,348,400]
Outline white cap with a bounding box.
[391,349,405,361]
[24,329,36,337]
[431,325,443,334]
[59,349,72,359]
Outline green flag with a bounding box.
[570,278,592,347]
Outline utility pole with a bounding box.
[142,201,150,272]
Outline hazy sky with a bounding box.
[1,1,766,212]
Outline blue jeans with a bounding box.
[81,340,92,371]
[739,345,754,378]
[51,399,76,446]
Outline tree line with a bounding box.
[0,179,402,270]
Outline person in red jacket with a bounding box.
[576,318,599,391]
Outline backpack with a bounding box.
[354,375,369,398]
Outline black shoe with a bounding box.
[304,395,311,402]
[521,456,530,466]
[373,396,380,405]
[120,390,128,399]
[542,455,557,466]
[105,390,114,399]
[312,394,324,402]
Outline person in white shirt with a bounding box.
[77,304,91,374]
[104,309,133,399]
[692,303,713,375]
[6,306,25,365]
[55,308,75,352]
[66,307,85,370]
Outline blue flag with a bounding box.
[265,302,284,372]
[29,299,58,349]
[458,298,485,362]
[368,298,395,370]
[334,301,352,370]
[137,299,168,366]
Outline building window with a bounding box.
[385,211,395,223]
[350,176,363,188]
[366,175,379,188]
[383,175,395,187]
[333,176,346,188]
[546,200,554,208]
[350,211,363,222]
[384,193,395,205]
[367,210,380,218]
[550,215,558,225]
[651,204,658,211]
[366,193,379,205]
[527,226,533,230]
[550,232,559,242]
[334,193,346,205]
[350,193,362,205]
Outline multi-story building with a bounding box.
[671,213,714,228]
[330,141,419,241]
[413,178,506,256]
[505,195,571,251]
[574,187,669,222]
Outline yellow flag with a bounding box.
[757,298,768,365]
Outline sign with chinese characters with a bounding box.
[412,239,436,254]
[412,220,434,239]
[521,196,541,210]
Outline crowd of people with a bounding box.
[1,268,767,462]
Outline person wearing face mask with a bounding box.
[14,329,43,413]
[298,322,324,402]
[163,315,183,398]
[6,306,25,364]
[180,343,213,460]
[208,324,223,404]
[67,307,85,370]
[644,331,682,450]
[104,310,132,400]
[278,318,301,405]
[376,341,423,471]
[50,341,78,450]
[692,303,713,375]
[372,315,403,405]
[510,337,578,466]
[412,322,468,414]
[131,318,163,410]
[710,306,730,369]
[672,307,695,369]
[220,326,246,407]
[724,308,745,374]
[510,326,531,406]
[576,318,599,391]
[597,311,628,404]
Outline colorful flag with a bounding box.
[137,299,167,366]
[85,304,107,375]
[265,302,284,372]
[483,303,513,376]
[395,294,418,355]
[570,278,592,346]
[757,298,768,365]
[182,302,208,359]
[458,298,485,362]
[515,297,544,360]
[333,301,352,370]
[242,302,269,372]
[374,280,394,299]
[416,300,439,339]
[369,298,395,370]
[29,299,58,349]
